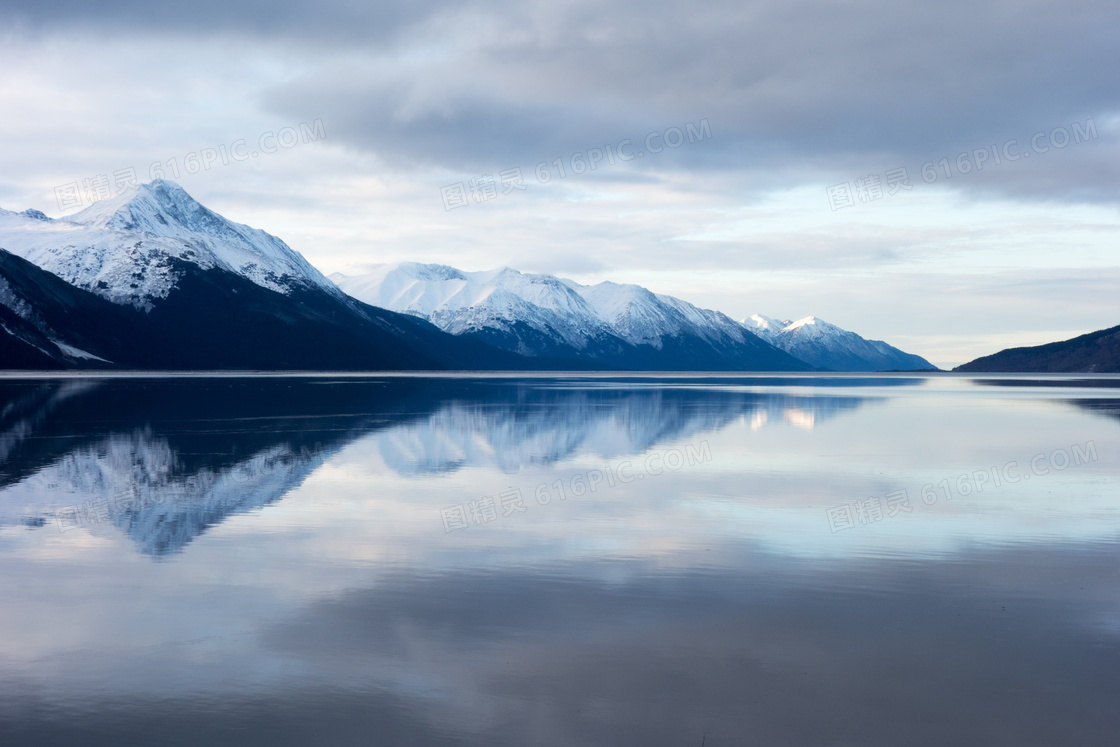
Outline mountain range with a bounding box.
[332,263,935,371]
[1,180,935,371]
[0,182,524,370]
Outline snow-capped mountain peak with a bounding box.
[740,313,936,371]
[575,281,662,344]
[783,316,837,336]
[65,179,193,231]
[742,314,793,341]
[0,180,339,307]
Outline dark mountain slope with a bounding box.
[954,324,1120,373]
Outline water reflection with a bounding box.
[0,376,880,555]
[0,374,1117,746]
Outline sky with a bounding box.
[0,0,1117,368]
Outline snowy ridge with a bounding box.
[575,281,757,349]
[0,181,339,308]
[333,262,778,361]
[332,262,931,370]
[742,314,792,342]
[742,314,936,371]
[332,263,635,358]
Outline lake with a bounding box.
[1,373,1118,746]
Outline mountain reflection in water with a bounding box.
[1,374,1119,747]
[0,376,894,555]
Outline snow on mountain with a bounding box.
[742,314,792,342]
[741,314,936,371]
[332,263,642,360]
[333,262,806,369]
[335,263,611,339]
[0,180,338,308]
[576,281,758,349]
[0,247,161,368]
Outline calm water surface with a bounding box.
[1,373,1118,746]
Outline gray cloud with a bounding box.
[5,0,1119,202]
[0,0,454,44]
[258,0,1120,202]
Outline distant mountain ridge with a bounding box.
[332,262,935,371]
[333,263,633,361]
[742,314,936,372]
[332,262,812,371]
[954,324,1120,373]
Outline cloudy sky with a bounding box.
[1,0,1117,367]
